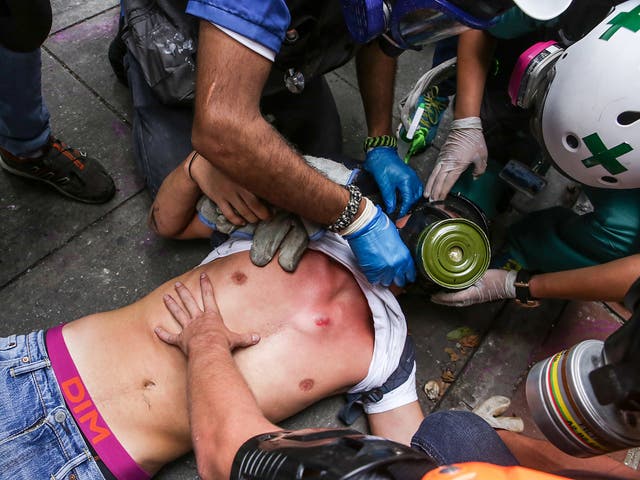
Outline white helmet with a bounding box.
[512,0,573,20]
[540,0,640,189]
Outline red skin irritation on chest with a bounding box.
[299,378,314,392]
[315,317,330,327]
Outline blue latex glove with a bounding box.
[345,206,416,287]
[363,146,423,217]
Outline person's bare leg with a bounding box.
[498,431,639,479]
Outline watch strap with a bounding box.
[514,269,539,307]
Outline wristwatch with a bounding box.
[514,270,540,307]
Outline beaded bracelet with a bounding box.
[327,184,363,233]
[363,135,398,152]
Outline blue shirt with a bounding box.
[186,0,291,53]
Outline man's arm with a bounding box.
[453,29,495,120]
[528,254,640,302]
[367,400,424,446]
[356,41,396,138]
[155,274,276,480]
[191,21,351,226]
[424,29,495,201]
[191,22,416,287]
[149,153,212,239]
[356,41,423,217]
[432,254,640,307]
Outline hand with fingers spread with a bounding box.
[187,151,271,226]
[155,272,260,356]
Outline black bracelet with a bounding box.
[363,135,398,152]
[327,184,363,233]
[187,151,199,181]
[514,269,539,307]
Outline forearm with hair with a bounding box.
[529,254,640,302]
[187,337,278,480]
[192,22,357,227]
[356,41,397,137]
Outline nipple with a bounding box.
[315,317,330,327]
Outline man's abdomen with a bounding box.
[62,249,374,471]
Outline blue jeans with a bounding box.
[0,331,105,480]
[411,411,518,466]
[0,45,51,156]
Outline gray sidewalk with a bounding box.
[0,3,631,478]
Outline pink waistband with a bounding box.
[46,325,150,480]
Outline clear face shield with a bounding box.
[388,0,513,49]
[340,0,513,50]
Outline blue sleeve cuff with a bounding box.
[186,0,290,53]
[197,211,218,230]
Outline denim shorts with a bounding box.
[0,330,106,479]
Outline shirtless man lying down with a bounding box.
[0,155,423,479]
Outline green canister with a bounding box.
[400,194,491,290]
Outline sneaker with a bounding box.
[399,85,450,159]
[0,137,116,204]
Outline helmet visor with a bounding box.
[389,0,512,49]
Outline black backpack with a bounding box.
[121,0,358,105]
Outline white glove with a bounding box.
[303,155,354,185]
[424,116,487,201]
[431,269,517,307]
[196,196,251,235]
[250,210,323,272]
[473,395,524,432]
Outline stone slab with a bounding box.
[326,72,366,160]
[436,298,567,412]
[46,7,133,121]
[0,193,209,336]
[333,47,435,113]
[402,294,504,413]
[51,0,119,34]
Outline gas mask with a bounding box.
[400,194,490,291]
[340,0,571,51]
[232,428,435,479]
[526,276,640,457]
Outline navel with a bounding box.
[299,378,314,392]
[143,380,156,389]
[231,271,247,285]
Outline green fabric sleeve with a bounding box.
[488,7,557,39]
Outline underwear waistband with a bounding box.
[46,325,150,480]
